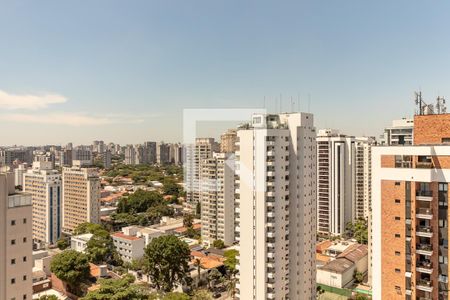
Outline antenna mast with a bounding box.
[436,96,447,114]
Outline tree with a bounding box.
[183,214,194,228]
[207,269,222,290]
[353,270,365,284]
[81,274,148,300]
[73,222,105,235]
[345,218,368,244]
[117,190,163,213]
[192,289,213,300]
[212,240,225,249]
[223,249,238,272]
[85,229,116,264]
[39,296,58,300]
[144,235,192,292]
[50,250,90,295]
[56,238,69,250]
[193,258,202,287]
[163,292,190,300]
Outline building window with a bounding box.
[395,199,401,204]
[23,275,27,281]
[23,256,27,262]
[11,278,15,284]
[23,237,27,243]
[11,259,16,264]
[395,182,401,186]
[395,251,400,256]
[11,220,16,226]
[11,239,16,245]
[395,234,401,238]
[23,218,27,224]
[395,268,401,273]
[395,216,401,221]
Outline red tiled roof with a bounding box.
[112,232,141,241]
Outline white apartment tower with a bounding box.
[23,162,62,246]
[316,130,373,236]
[235,113,317,300]
[185,138,219,203]
[200,152,235,246]
[62,166,100,234]
[0,172,33,300]
[382,117,414,145]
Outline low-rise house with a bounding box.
[112,226,145,262]
[71,233,93,253]
[317,244,368,288]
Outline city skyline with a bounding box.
[1,1,450,145]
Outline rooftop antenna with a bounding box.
[297,93,301,112]
[414,91,425,115]
[291,96,294,112]
[436,96,446,114]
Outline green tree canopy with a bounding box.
[117,190,163,213]
[39,296,58,300]
[192,289,213,300]
[56,238,69,250]
[212,240,225,249]
[223,249,238,272]
[144,235,191,292]
[50,250,90,294]
[81,274,148,300]
[74,222,106,235]
[163,292,190,300]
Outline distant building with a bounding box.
[200,152,235,246]
[62,166,100,234]
[144,141,157,164]
[24,163,62,246]
[220,129,238,153]
[0,172,33,300]
[156,142,170,165]
[381,117,414,145]
[14,163,27,187]
[124,145,136,165]
[185,138,219,203]
[317,129,373,236]
[0,148,33,166]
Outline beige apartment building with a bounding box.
[200,152,235,246]
[62,166,100,234]
[0,172,33,300]
[220,129,238,153]
[23,162,62,246]
[372,113,450,300]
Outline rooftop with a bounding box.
[112,232,142,241]
[319,257,354,274]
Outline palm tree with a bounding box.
[194,258,202,288]
[226,269,237,299]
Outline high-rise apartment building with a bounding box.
[156,142,170,165]
[124,145,136,165]
[24,162,62,246]
[144,141,157,164]
[235,113,316,300]
[169,143,183,165]
[372,112,450,300]
[14,163,27,187]
[220,129,238,153]
[382,118,414,145]
[185,138,219,203]
[62,166,100,234]
[200,152,235,246]
[0,172,33,300]
[317,129,373,235]
[0,148,33,167]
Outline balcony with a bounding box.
[416,261,433,274]
[267,151,275,157]
[416,208,433,220]
[416,244,433,256]
[416,161,434,169]
[416,190,433,202]
[267,171,275,177]
[416,226,433,238]
[416,279,433,293]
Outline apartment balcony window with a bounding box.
[417,156,433,169]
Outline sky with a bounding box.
[1,0,450,145]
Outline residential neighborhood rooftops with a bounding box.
[319,257,354,274]
[112,232,142,241]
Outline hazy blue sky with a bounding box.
[1,0,449,145]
